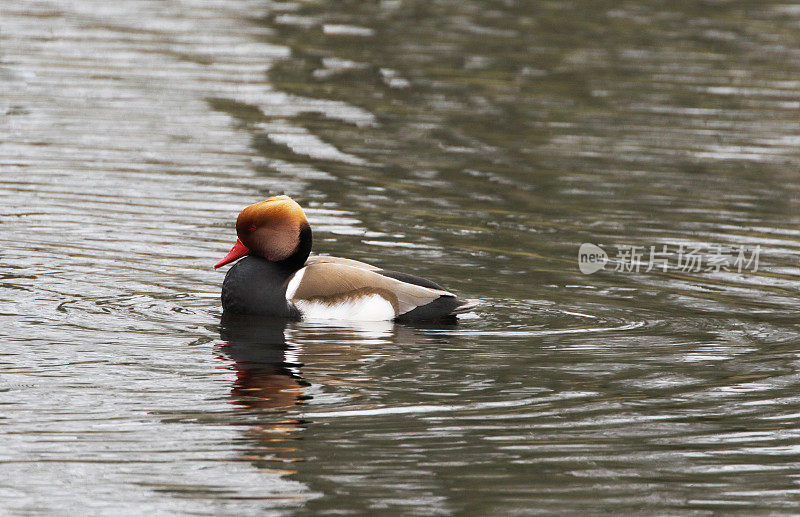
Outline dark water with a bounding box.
[3,0,800,514]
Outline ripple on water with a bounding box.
[4,0,800,514]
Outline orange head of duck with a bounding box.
[215,195,311,269]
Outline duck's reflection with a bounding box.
[216,314,454,412]
[215,313,309,473]
[217,313,309,410]
[214,313,455,475]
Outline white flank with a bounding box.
[285,267,306,300]
[292,294,395,321]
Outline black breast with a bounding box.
[221,256,299,318]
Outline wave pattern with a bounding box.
[2,0,800,514]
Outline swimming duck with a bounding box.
[215,195,478,321]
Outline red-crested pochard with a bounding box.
[215,195,478,321]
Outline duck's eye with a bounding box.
[249,225,256,231]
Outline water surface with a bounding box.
[2,0,800,514]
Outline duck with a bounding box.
[215,195,478,321]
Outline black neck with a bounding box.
[273,224,312,274]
